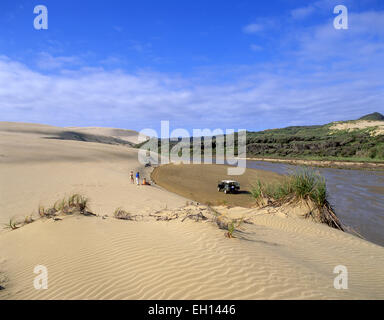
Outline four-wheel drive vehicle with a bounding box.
[217,180,240,194]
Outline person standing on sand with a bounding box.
[136,172,140,185]
[130,171,134,184]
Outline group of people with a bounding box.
[130,171,150,186]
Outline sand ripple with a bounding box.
[1,214,384,300]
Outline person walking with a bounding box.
[136,172,140,185]
[130,171,134,184]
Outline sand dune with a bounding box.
[0,122,183,225]
[1,121,384,300]
[331,120,384,136]
[66,126,145,144]
[1,212,384,300]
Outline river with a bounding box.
[246,160,384,247]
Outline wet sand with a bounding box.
[151,163,282,207]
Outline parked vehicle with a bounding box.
[217,180,240,194]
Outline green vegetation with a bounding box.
[3,218,19,230]
[359,112,384,121]
[226,221,236,238]
[40,194,92,218]
[225,219,244,239]
[245,122,384,161]
[67,194,89,212]
[135,113,384,162]
[4,194,95,231]
[3,215,35,231]
[251,168,327,206]
[251,168,343,230]
[244,113,383,161]
[24,214,34,224]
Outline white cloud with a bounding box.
[242,18,277,36]
[1,10,383,131]
[113,25,123,32]
[291,6,316,20]
[292,11,384,63]
[36,52,82,70]
[243,23,264,34]
[250,44,263,52]
[99,55,127,67]
[290,0,352,20]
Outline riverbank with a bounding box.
[244,157,384,170]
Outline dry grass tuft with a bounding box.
[251,168,343,230]
[3,217,19,230]
[113,208,141,221]
[224,219,244,239]
[41,194,93,217]
[24,214,34,225]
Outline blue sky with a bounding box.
[0,0,383,133]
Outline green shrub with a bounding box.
[251,168,328,206]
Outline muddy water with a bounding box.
[246,161,384,247]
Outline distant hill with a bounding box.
[359,112,384,121]
[141,113,384,162]
[66,127,146,144]
[0,122,137,147]
[243,114,384,161]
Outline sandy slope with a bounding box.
[66,126,145,144]
[331,120,384,136]
[0,122,183,225]
[1,122,384,300]
[1,213,384,300]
